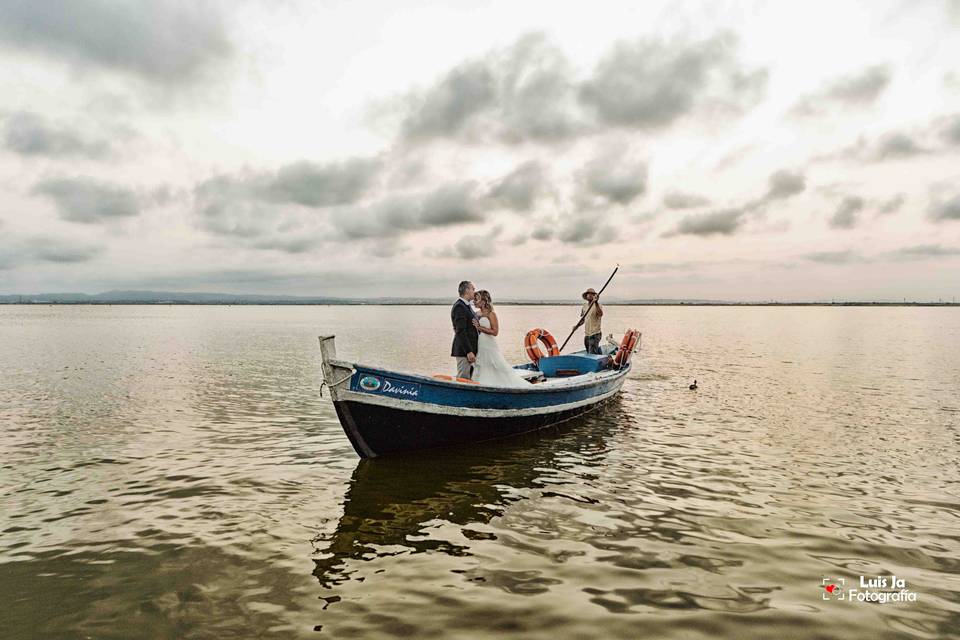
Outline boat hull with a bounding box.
[334,389,620,457]
[317,333,636,458]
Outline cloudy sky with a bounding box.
[1,0,959,301]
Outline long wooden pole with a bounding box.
[558,264,619,353]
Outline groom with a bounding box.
[451,280,479,379]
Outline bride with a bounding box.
[471,290,530,388]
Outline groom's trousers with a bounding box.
[456,356,473,379]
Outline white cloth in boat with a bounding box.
[473,316,529,388]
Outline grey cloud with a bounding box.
[2,111,111,159]
[400,32,762,144]
[668,207,747,237]
[728,68,769,103]
[0,1,232,86]
[150,185,177,207]
[593,226,618,244]
[557,219,617,245]
[531,224,554,241]
[580,33,765,129]
[558,218,596,243]
[929,192,960,222]
[193,158,381,241]
[194,189,270,239]
[825,113,959,163]
[829,196,865,229]
[402,61,497,140]
[333,182,484,240]
[662,191,710,209]
[877,194,905,215]
[661,169,803,237]
[821,137,866,162]
[332,197,417,240]
[873,132,926,160]
[386,158,428,188]
[195,199,270,239]
[791,65,891,116]
[251,236,322,254]
[487,161,546,212]
[367,242,407,259]
[822,130,929,164]
[714,144,755,172]
[496,34,579,142]
[765,170,806,201]
[580,146,647,205]
[420,182,483,225]
[632,211,659,227]
[1,235,103,269]
[886,244,960,259]
[33,176,140,223]
[401,34,578,144]
[802,250,865,264]
[940,114,960,146]
[453,226,502,259]
[28,239,103,263]
[823,65,891,103]
[264,159,381,208]
[198,158,381,210]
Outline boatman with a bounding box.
[577,287,604,354]
[452,280,480,379]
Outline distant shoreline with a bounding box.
[4,290,957,307]
[2,301,957,307]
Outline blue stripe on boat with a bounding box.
[347,364,630,411]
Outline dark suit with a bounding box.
[451,299,479,378]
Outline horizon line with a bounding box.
[1,291,958,307]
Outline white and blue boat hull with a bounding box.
[319,335,633,458]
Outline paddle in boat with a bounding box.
[318,327,640,458]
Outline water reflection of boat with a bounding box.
[318,331,638,458]
[311,408,621,589]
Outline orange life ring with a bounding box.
[524,328,559,364]
[614,330,640,366]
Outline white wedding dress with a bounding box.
[474,316,529,388]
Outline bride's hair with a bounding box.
[477,289,493,311]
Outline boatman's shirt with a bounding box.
[581,302,602,336]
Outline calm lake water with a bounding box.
[1,305,958,639]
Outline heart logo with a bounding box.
[825,584,837,593]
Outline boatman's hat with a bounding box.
[582,288,598,300]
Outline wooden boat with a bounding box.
[318,330,639,458]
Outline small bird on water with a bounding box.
[689,380,698,390]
